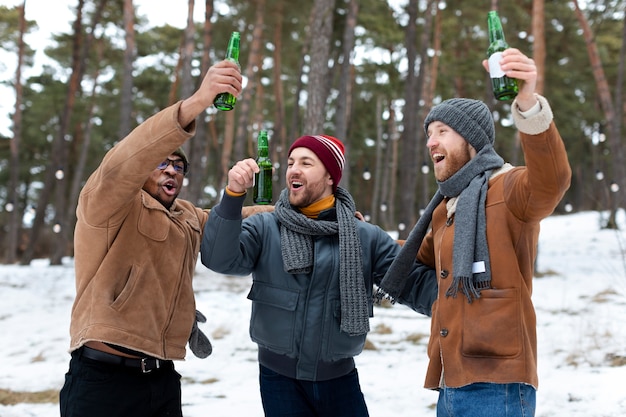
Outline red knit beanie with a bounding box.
[288,135,345,191]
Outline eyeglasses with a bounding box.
[157,158,188,175]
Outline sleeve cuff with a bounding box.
[512,94,553,135]
[225,186,246,197]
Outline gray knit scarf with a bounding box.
[274,187,369,336]
[376,145,504,304]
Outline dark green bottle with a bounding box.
[487,11,518,101]
[214,31,240,111]
[253,130,273,205]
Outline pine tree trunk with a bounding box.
[23,0,87,265]
[177,0,198,202]
[370,96,384,225]
[186,0,214,206]
[531,0,545,95]
[573,0,623,228]
[118,0,135,139]
[271,0,287,197]
[5,1,26,264]
[304,0,336,135]
[334,0,358,191]
[234,0,266,162]
[398,0,429,239]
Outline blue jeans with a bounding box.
[259,365,369,417]
[437,383,536,417]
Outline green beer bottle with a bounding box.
[253,130,273,205]
[487,11,518,101]
[214,31,240,111]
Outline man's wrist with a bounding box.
[178,95,205,129]
[225,186,246,197]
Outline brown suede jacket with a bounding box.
[417,95,571,390]
[70,102,205,360]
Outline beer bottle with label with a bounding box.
[487,11,518,101]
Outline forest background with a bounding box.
[0,0,624,265]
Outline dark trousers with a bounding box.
[259,364,370,417]
[59,347,182,417]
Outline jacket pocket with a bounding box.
[326,300,366,360]
[138,206,169,241]
[110,264,140,311]
[461,288,522,358]
[247,282,299,353]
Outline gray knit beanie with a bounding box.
[424,98,495,152]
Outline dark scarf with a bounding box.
[274,187,369,336]
[376,145,504,304]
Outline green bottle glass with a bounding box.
[214,31,240,111]
[487,11,518,101]
[253,130,273,205]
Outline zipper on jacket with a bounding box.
[161,215,192,358]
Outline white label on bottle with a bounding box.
[488,52,506,78]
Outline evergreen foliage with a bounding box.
[0,0,624,260]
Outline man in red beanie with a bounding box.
[201,134,437,417]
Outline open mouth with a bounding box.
[432,153,445,164]
[290,180,303,190]
[162,179,178,195]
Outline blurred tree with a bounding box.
[396,0,435,239]
[21,0,86,265]
[4,2,30,264]
[333,0,358,191]
[234,0,266,163]
[270,0,287,200]
[185,0,215,206]
[304,0,335,134]
[119,0,135,138]
[0,0,625,262]
[574,0,624,229]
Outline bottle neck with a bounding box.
[257,131,269,157]
[258,146,269,158]
[226,43,239,60]
[489,28,505,42]
[487,12,506,42]
[226,35,240,60]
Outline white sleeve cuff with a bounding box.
[512,94,553,135]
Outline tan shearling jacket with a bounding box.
[418,95,571,390]
[70,101,206,360]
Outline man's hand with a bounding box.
[227,158,259,194]
[178,60,243,127]
[482,48,538,111]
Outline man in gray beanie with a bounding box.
[377,47,571,417]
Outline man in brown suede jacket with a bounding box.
[60,60,266,417]
[378,48,571,416]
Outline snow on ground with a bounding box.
[0,210,625,416]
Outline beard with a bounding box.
[434,145,473,182]
[288,181,329,208]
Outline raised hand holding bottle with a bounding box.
[487,11,518,101]
[214,31,241,111]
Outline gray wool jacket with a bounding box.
[200,192,437,382]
